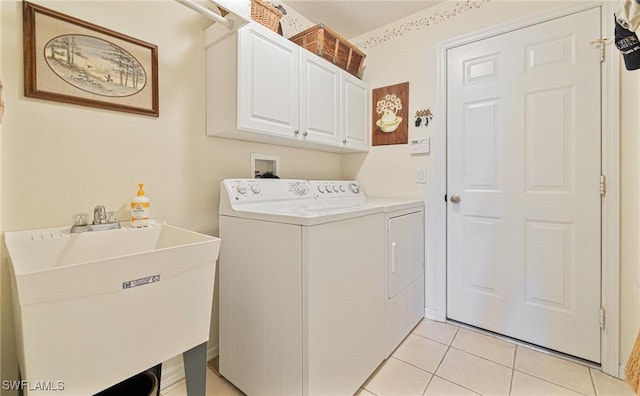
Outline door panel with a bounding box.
[463,99,502,191]
[525,220,575,313]
[525,87,575,192]
[447,8,601,362]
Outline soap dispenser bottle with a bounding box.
[131,183,150,227]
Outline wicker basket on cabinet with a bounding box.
[219,0,282,32]
[289,24,366,78]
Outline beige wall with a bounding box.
[342,0,640,371]
[0,0,341,387]
[620,58,640,371]
[1,0,639,386]
[0,1,8,392]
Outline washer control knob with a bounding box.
[325,185,332,193]
[317,185,325,193]
[293,182,308,195]
[237,184,248,195]
[349,183,360,194]
[251,184,262,194]
[339,184,346,192]
[332,185,340,193]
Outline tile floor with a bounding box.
[161,319,635,396]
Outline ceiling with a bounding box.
[282,1,444,39]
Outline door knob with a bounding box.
[450,194,461,204]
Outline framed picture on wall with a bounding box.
[372,81,409,146]
[23,1,159,117]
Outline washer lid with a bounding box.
[224,200,383,226]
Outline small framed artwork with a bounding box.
[23,1,159,117]
[372,82,409,146]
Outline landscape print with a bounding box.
[44,34,147,98]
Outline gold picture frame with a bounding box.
[23,1,159,117]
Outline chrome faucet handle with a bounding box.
[93,205,107,224]
[72,212,88,226]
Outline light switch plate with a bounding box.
[416,167,426,184]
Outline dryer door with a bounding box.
[388,211,424,298]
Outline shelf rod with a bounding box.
[175,0,234,29]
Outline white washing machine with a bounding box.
[218,179,387,396]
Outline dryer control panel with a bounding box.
[309,180,364,199]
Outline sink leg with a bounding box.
[183,342,207,396]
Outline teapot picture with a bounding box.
[376,93,403,132]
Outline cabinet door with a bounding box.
[341,72,370,151]
[299,52,341,146]
[238,23,299,137]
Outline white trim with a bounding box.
[160,361,186,390]
[600,1,621,378]
[435,1,620,377]
[424,307,437,321]
[159,343,219,390]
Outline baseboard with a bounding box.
[160,361,185,391]
[424,307,437,321]
[159,343,219,391]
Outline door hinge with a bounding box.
[600,307,606,330]
[600,174,606,196]
[590,38,608,63]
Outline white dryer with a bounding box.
[218,179,386,396]
[310,182,425,357]
[366,198,425,356]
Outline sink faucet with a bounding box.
[94,205,107,224]
[71,205,121,233]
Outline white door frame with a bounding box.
[434,2,620,377]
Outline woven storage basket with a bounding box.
[289,24,366,77]
[219,0,282,32]
[251,0,282,32]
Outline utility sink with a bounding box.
[6,220,221,395]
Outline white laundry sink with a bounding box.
[6,220,220,395]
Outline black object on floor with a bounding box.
[94,364,161,396]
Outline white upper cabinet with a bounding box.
[341,71,370,151]
[299,51,341,146]
[206,21,369,153]
[238,23,299,138]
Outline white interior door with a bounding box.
[446,8,602,363]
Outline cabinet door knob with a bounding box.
[294,130,299,135]
[303,131,308,137]
[343,139,347,144]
